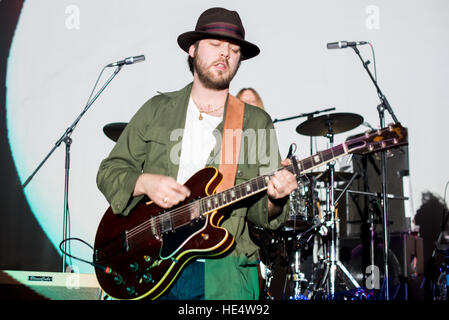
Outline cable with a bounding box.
[59,237,94,267]
[442,180,449,230]
[368,42,378,82]
[59,237,122,279]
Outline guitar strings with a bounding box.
[126,173,272,240]
[125,146,342,240]
[126,135,392,240]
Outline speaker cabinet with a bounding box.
[338,146,410,238]
[0,270,102,300]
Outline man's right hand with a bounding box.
[133,173,191,209]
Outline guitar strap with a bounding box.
[216,94,245,192]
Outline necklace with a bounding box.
[192,95,224,120]
[198,105,224,120]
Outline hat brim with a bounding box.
[177,31,260,60]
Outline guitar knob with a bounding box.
[113,274,123,285]
[130,262,139,272]
[142,273,153,283]
[126,286,136,295]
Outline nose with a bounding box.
[219,43,231,59]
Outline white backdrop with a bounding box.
[6,0,449,273]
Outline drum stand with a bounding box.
[320,123,361,299]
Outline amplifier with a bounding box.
[338,146,410,238]
[0,270,102,300]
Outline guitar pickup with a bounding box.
[159,214,173,234]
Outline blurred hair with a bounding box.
[236,87,264,110]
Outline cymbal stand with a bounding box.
[322,121,360,299]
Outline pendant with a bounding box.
[199,112,203,120]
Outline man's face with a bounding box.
[189,39,241,90]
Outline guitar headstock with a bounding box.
[346,122,408,155]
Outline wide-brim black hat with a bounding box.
[177,7,260,60]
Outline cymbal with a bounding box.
[103,122,127,142]
[296,112,363,136]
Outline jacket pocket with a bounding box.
[142,126,170,174]
[235,164,259,185]
[143,126,169,145]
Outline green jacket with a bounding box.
[96,83,289,299]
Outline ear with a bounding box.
[188,43,196,58]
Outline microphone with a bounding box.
[107,55,145,67]
[327,41,368,49]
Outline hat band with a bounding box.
[198,23,244,39]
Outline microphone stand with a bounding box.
[272,107,336,124]
[22,65,123,272]
[273,107,336,155]
[351,45,400,300]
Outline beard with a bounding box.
[193,54,240,90]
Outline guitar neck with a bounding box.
[198,141,348,216]
[139,123,408,237]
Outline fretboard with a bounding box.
[154,141,349,234]
[199,142,348,216]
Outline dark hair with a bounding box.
[187,41,200,75]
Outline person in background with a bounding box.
[236,87,265,110]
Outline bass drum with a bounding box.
[248,223,283,299]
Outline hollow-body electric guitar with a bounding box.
[93,123,407,300]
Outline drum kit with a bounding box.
[252,112,383,300]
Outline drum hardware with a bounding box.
[103,122,127,142]
[335,187,409,287]
[295,112,365,299]
[295,112,363,137]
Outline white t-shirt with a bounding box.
[176,96,222,184]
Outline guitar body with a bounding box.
[93,167,235,300]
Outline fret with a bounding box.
[207,198,212,211]
[223,192,229,203]
[241,184,247,197]
[330,145,335,159]
[321,150,334,162]
[256,176,264,189]
[301,157,313,171]
[313,153,322,165]
[251,180,258,192]
[198,199,203,214]
[264,175,270,186]
[235,186,241,199]
[214,196,219,208]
